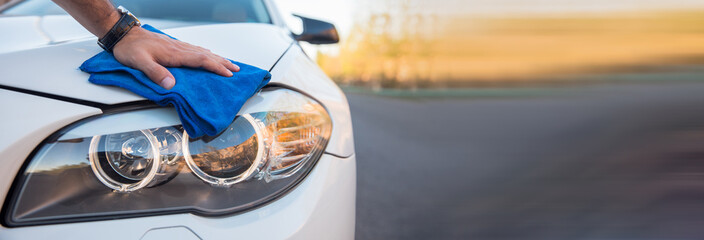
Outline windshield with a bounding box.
[2,0,271,24]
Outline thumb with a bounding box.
[139,61,176,90]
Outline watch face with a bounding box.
[117,6,140,26]
[117,6,128,14]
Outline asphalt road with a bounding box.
[349,81,704,239]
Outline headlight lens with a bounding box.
[3,88,332,226]
[184,114,265,186]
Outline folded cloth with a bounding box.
[80,24,271,137]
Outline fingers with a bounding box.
[217,56,240,72]
[178,52,235,77]
[177,42,239,73]
[113,30,237,89]
[140,59,176,90]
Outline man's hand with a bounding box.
[51,0,239,90]
[113,27,240,89]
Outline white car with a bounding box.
[0,0,356,239]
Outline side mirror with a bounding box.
[292,14,339,44]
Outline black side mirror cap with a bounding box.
[293,14,339,44]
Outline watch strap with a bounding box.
[98,7,140,52]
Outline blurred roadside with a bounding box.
[316,0,704,90]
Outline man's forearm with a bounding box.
[52,0,121,37]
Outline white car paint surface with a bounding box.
[0,0,355,239]
[0,23,294,104]
[0,15,215,53]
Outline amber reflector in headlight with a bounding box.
[263,105,330,181]
[2,88,332,226]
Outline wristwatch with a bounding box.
[98,6,141,52]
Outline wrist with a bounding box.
[97,6,141,52]
[114,25,143,48]
[96,9,121,38]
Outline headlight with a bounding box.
[2,88,332,226]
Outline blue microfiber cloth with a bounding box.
[80,24,271,137]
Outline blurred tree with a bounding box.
[322,0,437,89]
[319,0,704,89]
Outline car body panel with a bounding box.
[0,16,50,54]
[0,89,101,211]
[0,15,220,54]
[0,154,356,240]
[0,23,294,105]
[269,46,355,157]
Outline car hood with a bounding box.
[0,18,294,105]
[0,15,231,54]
